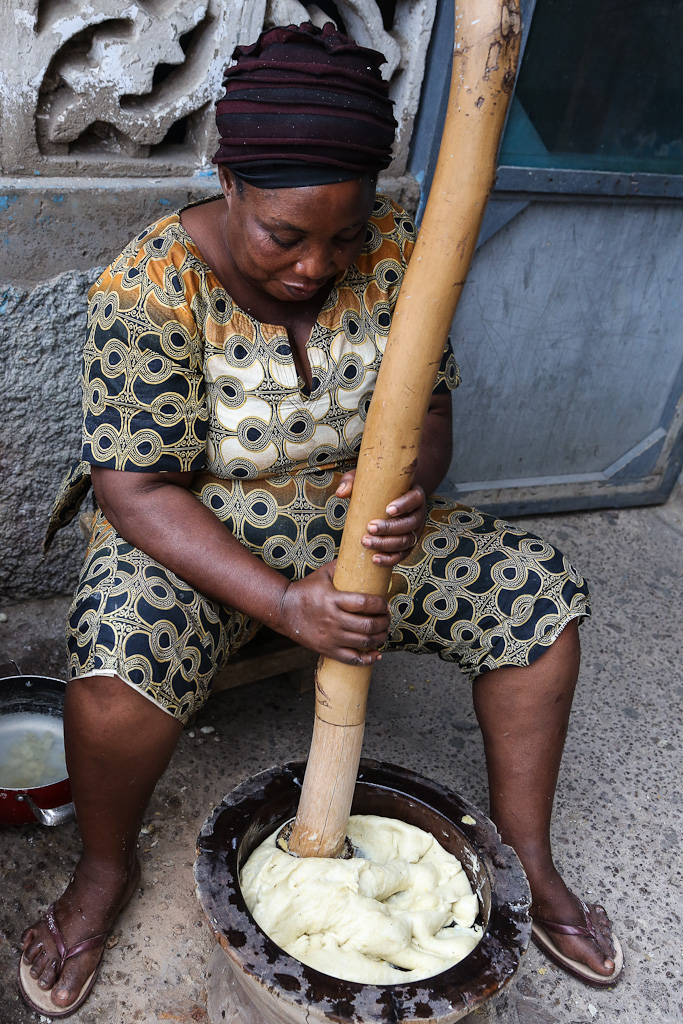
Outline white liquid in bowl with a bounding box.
[0,713,67,789]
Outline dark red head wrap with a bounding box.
[213,21,397,188]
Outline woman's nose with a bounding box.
[294,244,337,280]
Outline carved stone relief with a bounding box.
[0,0,436,181]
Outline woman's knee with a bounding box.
[65,673,183,736]
[66,673,130,712]
[545,616,581,674]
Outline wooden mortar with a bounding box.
[196,761,531,1024]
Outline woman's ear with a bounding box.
[218,167,246,212]
[217,165,234,201]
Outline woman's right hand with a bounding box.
[277,562,390,665]
[91,467,389,664]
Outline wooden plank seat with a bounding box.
[211,628,317,694]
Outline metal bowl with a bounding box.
[0,674,74,826]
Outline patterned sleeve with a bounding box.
[432,337,461,394]
[375,198,460,396]
[81,220,208,473]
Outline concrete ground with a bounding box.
[1,485,681,1024]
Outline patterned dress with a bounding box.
[48,195,590,723]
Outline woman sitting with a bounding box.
[20,20,622,1017]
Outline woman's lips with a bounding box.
[281,279,327,299]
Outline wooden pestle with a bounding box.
[287,0,522,859]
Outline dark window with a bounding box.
[500,0,683,176]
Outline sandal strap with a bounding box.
[45,905,68,963]
[45,904,107,966]
[534,899,599,941]
[62,933,108,962]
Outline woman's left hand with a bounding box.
[336,471,427,567]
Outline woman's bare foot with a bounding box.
[531,870,618,978]
[20,855,141,1011]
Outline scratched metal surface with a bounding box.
[442,200,683,514]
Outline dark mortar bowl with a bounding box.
[195,759,531,1024]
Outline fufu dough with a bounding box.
[240,814,483,984]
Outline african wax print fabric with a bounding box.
[80,194,456,481]
[63,193,458,583]
[67,482,590,723]
[53,192,590,722]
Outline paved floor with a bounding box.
[1,484,681,1024]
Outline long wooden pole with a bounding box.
[287,0,521,859]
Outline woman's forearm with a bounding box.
[91,466,391,664]
[92,468,290,629]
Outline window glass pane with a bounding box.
[500,0,683,175]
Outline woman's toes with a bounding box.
[51,958,92,1007]
[591,941,615,974]
[52,983,76,1008]
[38,955,62,989]
[599,928,616,959]
[601,957,616,976]
[21,934,43,964]
[28,947,48,978]
[594,904,610,929]
[584,940,614,975]
[589,904,615,959]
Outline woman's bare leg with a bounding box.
[472,620,617,977]
[20,676,183,1011]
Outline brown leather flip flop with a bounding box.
[532,898,624,988]
[18,903,108,1018]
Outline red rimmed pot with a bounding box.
[0,673,74,826]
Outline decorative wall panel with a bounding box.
[1,0,436,180]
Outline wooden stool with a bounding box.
[211,628,317,695]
